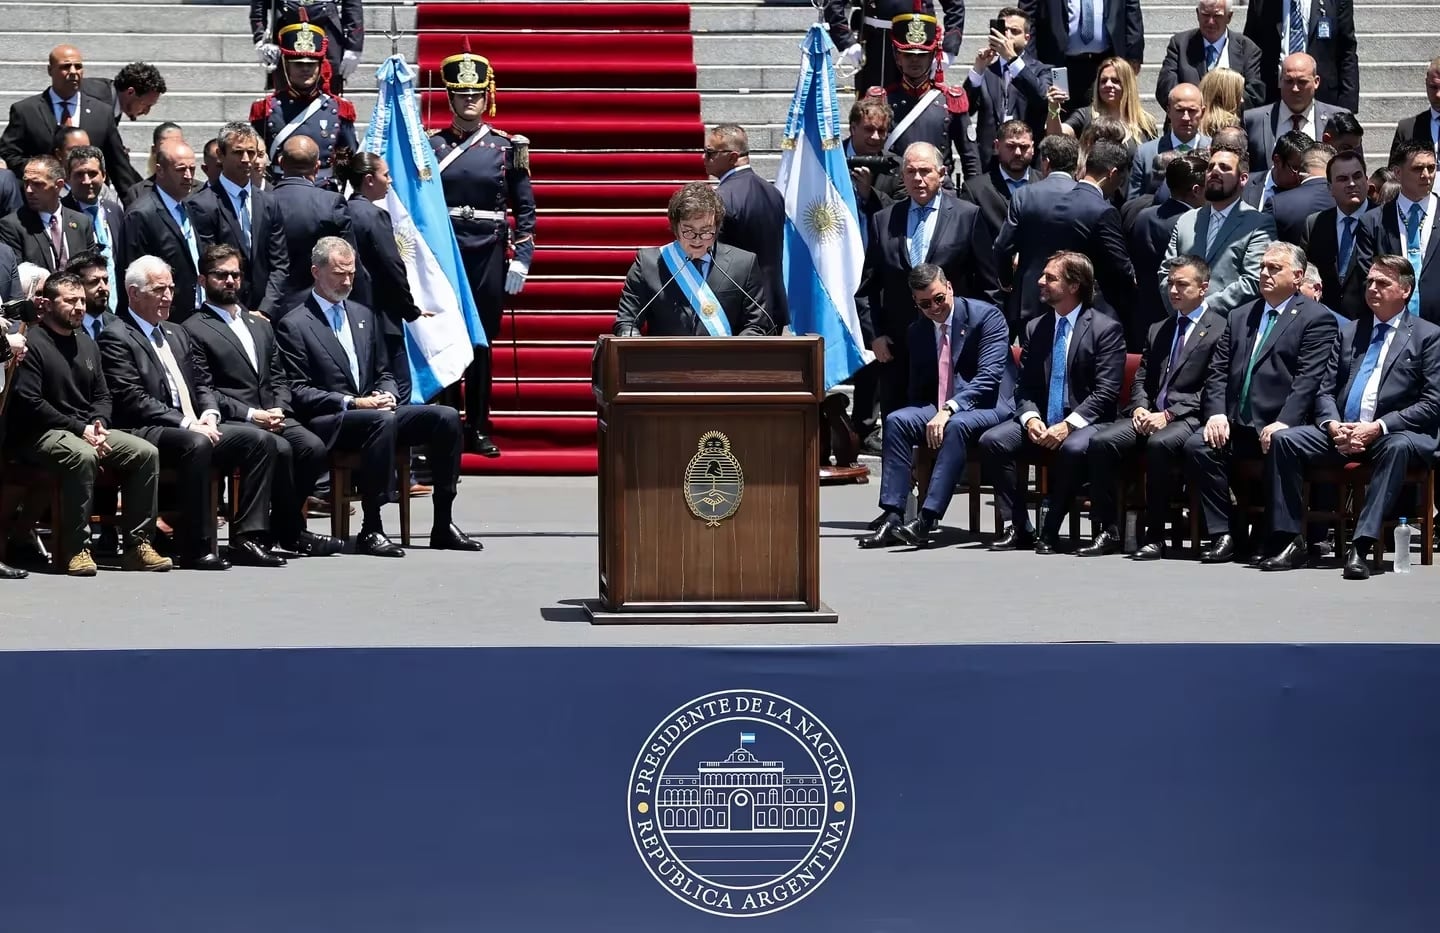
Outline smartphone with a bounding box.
[989,17,1006,35]
[1052,66,1069,97]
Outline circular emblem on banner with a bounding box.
[628,690,855,917]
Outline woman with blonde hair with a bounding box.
[1046,57,1157,154]
[1198,68,1245,137]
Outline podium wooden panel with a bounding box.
[586,336,837,624]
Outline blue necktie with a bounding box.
[1079,0,1097,44]
[1343,323,1390,422]
[1288,0,1306,54]
[86,204,118,311]
[908,203,932,265]
[1047,316,1070,425]
[1204,43,1219,70]
[1338,215,1356,278]
[1006,177,1027,194]
[1406,202,1424,316]
[328,303,362,389]
[236,187,253,250]
[174,202,201,306]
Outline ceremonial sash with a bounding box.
[659,241,731,336]
[438,125,491,174]
[883,88,943,153]
[268,96,326,160]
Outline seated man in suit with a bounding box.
[1303,147,1369,318]
[859,264,1016,549]
[979,251,1127,553]
[614,182,771,339]
[5,272,172,576]
[1080,255,1227,559]
[184,245,343,558]
[1155,0,1266,111]
[958,7,1051,180]
[1127,83,1211,201]
[1185,241,1339,562]
[121,138,205,323]
[1266,255,1440,577]
[1354,141,1440,325]
[99,255,286,570]
[0,155,97,272]
[275,237,482,557]
[960,119,1037,235]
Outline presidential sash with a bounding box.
[659,241,731,336]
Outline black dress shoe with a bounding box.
[1199,533,1235,564]
[0,562,28,579]
[866,511,890,531]
[1076,527,1122,557]
[1259,535,1308,572]
[1132,542,1164,561]
[229,538,287,568]
[431,523,483,551]
[284,530,344,557]
[1343,546,1372,580]
[357,530,406,558]
[858,514,903,549]
[990,525,1034,551]
[466,431,501,458]
[894,516,937,547]
[181,553,231,571]
[1033,533,1060,555]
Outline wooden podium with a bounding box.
[586,336,838,624]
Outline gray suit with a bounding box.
[1162,200,1277,313]
[1241,102,1350,175]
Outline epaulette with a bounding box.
[491,126,512,139]
[940,83,969,115]
[249,97,274,122]
[509,133,530,174]
[334,96,356,122]
[864,86,888,99]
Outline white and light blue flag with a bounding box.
[363,55,487,404]
[776,25,872,390]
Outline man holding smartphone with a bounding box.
[959,7,1051,179]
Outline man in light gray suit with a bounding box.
[1241,53,1348,174]
[1127,83,1212,200]
[1162,144,1277,313]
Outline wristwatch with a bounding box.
[943,400,959,414]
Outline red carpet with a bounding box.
[416,1,704,475]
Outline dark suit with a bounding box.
[1302,205,1368,317]
[614,243,771,338]
[0,171,20,217]
[0,240,20,302]
[0,205,97,272]
[269,176,354,315]
[1155,28,1267,111]
[1126,133,1212,202]
[1354,196,1440,325]
[878,299,1016,520]
[1087,306,1226,539]
[1241,170,1269,209]
[995,181,1136,335]
[979,306,1128,535]
[1019,0,1145,105]
[960,165,1036,241]
[97,312,276,557]
[183,304,327,546]
[855,193,999,416]
[958,58,1051,180]
[1241,101,1351,174]
[274,294,463,533]
[1185,294,1339,534]
[1243,0,1359,113]
[1267,176,1334,246]
[1270,314,1440,542]
[187,181,290,317]
[717,167,788,329]
[1389,110,1439,167]
[1129,198,1194,340]
[0,89,139,197]
[121,188,201,322]
[347,194,420,403]
[990,170,1075,327]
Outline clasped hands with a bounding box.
[81,419,112,457]
[1328,420,1382,456]
[1130,407,1168,436]
[1025,416,1071,450]
[353,390,398,411]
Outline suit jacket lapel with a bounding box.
[204,307,258,373]
[1195,209,1212,260]
[343,304,369,390]
[1066,308,1090,371]
[1187,31,1205,74]
[309,299,359,393]
[926,196,956,263]
[1169,308,1216,376]
[1423,195,1440,271]
[1206,207,1244,263]
[1254,298,1301,365]
[1378,315,1414,388]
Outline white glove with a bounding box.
[340,49,361,78]
[839,43,863,70]
[256,42,280,71]
[505,260,528,295]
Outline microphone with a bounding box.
[619,247,685,336]
[706,248,779,336]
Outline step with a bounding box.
[0,2,417,34]
[493,345,597,379]
[512,281,626,312]
[532,181,682,211]
[420,2,689,32]
[527,245,638,277]
[487,413,598,449]
[490,378,598,412]
[460,447,597,476]
[528,150,704,182]
[421,113,703,149]
[498,310,618,339]
[535,214,672,246]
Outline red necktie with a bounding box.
[59,99,73,127]
[1290,113,1304,133]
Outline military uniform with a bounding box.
[867,13,967,177]
[823,0,966,96]
[430,48,536,456]
[252,0,364,98]
[249,16,358,188]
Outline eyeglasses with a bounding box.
[915,295,947,309]
[703,148,733,158]
[206,270,242,280]
[678,228,717,241]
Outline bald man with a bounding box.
[0,45,139,197]
[270,136,354,317]
[1241,54,1352,172]
[1243,0,1358,113]
[120,139,205,322]
[1127,84,1211,200]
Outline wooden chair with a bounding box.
[1302,460,1435,570]
[328,447,412,545]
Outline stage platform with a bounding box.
[2,472,1436,650]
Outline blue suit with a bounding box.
[878,298,1016,520]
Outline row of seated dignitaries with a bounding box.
[4,238,482,577]
[860,245,1440,581]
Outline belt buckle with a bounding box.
[460,206,475,221]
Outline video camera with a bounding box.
[1,297,39,325]
[845,153,899,174]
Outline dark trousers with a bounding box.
[1184,423,1263,536]
[1087,416,1199,536]
[847,361,880,436]
[331,403,462,532]
[461,242,506,431]
[260,419,328,545]
[979,418,1099,534]
[880,404,1008,519]
[383,330,413,405]
[1062,52,1109,116]
[135,422,275,556]
[1269,426,1430,543]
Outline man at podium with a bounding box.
[613,182,773,337]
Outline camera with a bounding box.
[845,153,898,174]
[1,297,39,325]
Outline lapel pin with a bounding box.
[357,320,364,330]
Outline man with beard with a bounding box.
[183,245,343,557]
[1163,143,1277,314]
[66,250,123,555]
[249,16,357,189]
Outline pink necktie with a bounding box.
[936,322,952,409]
[48,214,65,266]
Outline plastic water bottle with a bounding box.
[1393,518,1414,574]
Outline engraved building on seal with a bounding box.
[656,735,825,831]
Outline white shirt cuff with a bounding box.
[202,409,220,423]
[1004,57,1026,79]
[245,407,258,423]
[1377,419,1389,435]
[1020,411,1042,426]
[1065,412,1088,429]
[966,68,985,87]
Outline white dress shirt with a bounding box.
[1204,35,1230,71]
[717,165,752,184]
[1280,103,1317,141]
[48,89,79,125]
[1356,316,1399,427]
[1021,307,1087,428]
[208,303,263,421]
[1281,0,1307,57]
[1251,295,1293,358]
[1066,0,1109,54]
[1395,193,1437,256]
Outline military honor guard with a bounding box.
[824,0,968,97]
[252,0,364,99]
[864,13,968,181]
[430,45,536,458]
[249,12,358,190]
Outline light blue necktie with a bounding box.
[85,204,118,311]
[1047,316,1070,425]
[1343,323,1389,422]
[1079,0,1097,44]
[1204,43,1220,71]
[1406,202,1424,316]
[1287,0,1306,54]
[908,202,932,265]
[174,202,201,306]
[1338,215,1356,278]
[235,187,253,250]
[327,302,362,389]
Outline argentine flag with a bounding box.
[776,25,872,391]
[362,55,487,404]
